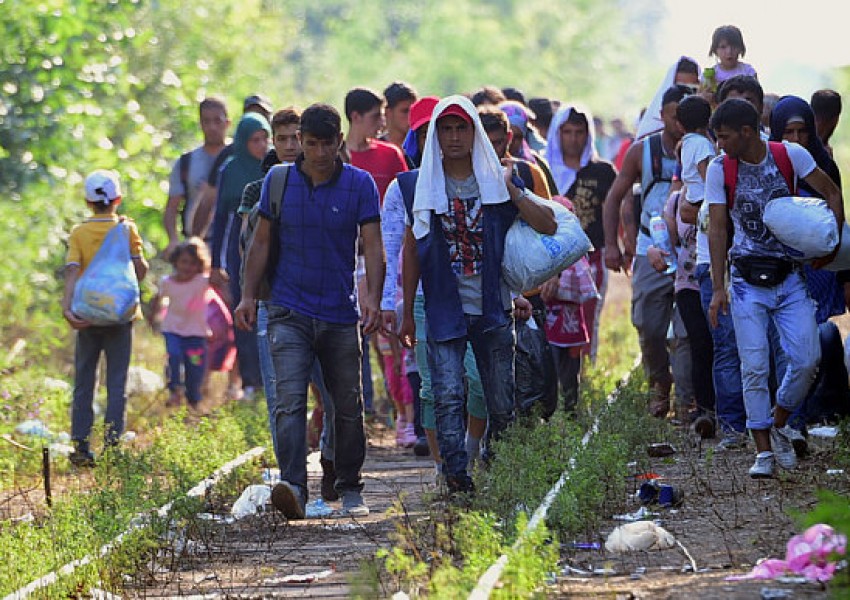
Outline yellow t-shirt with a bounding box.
[66,216,144,275]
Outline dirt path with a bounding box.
[556,426,847,599]
[124,429,433,598]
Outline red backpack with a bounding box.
[723,141,796,208]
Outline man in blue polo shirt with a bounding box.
[235,103,384,519]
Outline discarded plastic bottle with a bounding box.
[649,213,677,274]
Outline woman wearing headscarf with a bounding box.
[769,95,850,429]
[210,112,271,400]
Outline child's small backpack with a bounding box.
[239,164,291,300]
[71,221,140,325]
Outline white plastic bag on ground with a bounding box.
[125,366,164,396]
[763,196,838,260]
[231,484,271,519]
[502,197,592,292]
[605,521,676,553]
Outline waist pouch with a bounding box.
[733,256,794,287]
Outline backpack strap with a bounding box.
[768,141,796,195]
[723,154,739,209]
[640,133,672,206]
[724,142,796,210]
[178,151,192,235]
[267,164,291,219]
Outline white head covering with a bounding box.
[412,95,509,239]
[634,56,700,140]
[545,104,597,195]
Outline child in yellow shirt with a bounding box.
[61,170,148,466]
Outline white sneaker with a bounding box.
[749,452,775,479]
[341,490,369,517]
[775,424,808,456]
[770,427,798,470]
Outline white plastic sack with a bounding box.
[71,222,139,325]
[231,484,271,519]
[502,198,592,292]
[763,196,838,260]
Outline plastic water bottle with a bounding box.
[649,213,677,274]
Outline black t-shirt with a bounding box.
[565,160,617,249]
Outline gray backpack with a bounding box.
[239,164,290,300]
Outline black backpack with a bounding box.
[632,134,672,233]
[239,164,291,300]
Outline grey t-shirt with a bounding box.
[442,175,511,315]
[705,141,816,262]
[168,145,220,234]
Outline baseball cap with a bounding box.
[243,94,273,115]
[436,103,473,125]
[408,96,440,131]
[84,170,122,204]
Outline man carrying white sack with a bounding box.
[398,95,556,495]
[707,98,844,479]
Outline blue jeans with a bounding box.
[257,302,333,465]
[163,333,206,405]
[427,314,516,478]
[72,323,132,445]
[413,295,487,431]
[730,270,820,430]
[266,305,365,496]
[697,264,746,434]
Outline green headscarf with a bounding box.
[217,112,271,214]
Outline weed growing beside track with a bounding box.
[0,402,268,597]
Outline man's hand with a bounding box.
[380,310,397,336]
[63,308,90,330]
[647,245,669,273]
[513,295,533,321]
[399,314,416,349]
[604,245,624,272]
[708,289,728,329]
[360,297,381,336]
[234,298,257,331]
[539,276,559,303]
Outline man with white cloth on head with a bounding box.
[398,96,556,494]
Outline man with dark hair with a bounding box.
[545,105,617,368]
[603,85,689,418]
[398,96,556,494]
[192,93,275,239]
[470,85,506,107]
[235,103,385,518]
[706,98,844,479]
[718,75,764,114]
[164,96,230,257]
[270,107,301,164]
[343,87,408,201]
[501,86,527,106]
[478,107,550,196]
[382,81,418,149]
[528,97,558,141]
[811,89,842,155]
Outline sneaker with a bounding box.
[413,436,430,457]
[775,424,808,457]
[749,452,776,479]
[69,449,95,468]
[320,457,339,502]
[341,490,369,517]
[400,424,417,448]
[271,481,306,520]
[716,431,748,451]
[770,427,798,470]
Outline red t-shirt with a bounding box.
[349,139,408,204]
